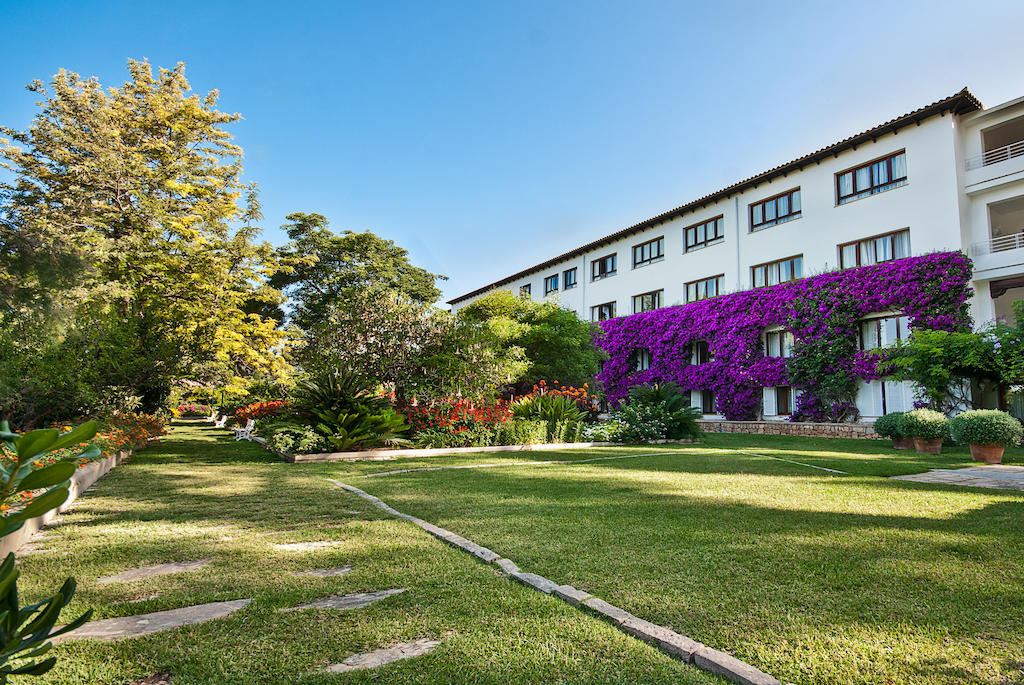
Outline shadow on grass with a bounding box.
[131,421,279,465]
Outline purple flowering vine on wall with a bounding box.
[595,251,973,421]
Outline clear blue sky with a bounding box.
[4,0,1024,303]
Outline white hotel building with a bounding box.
[447,89,1024,418]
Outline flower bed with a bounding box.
[596,252,973,421]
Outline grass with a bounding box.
[19,423,1024,683]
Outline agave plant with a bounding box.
[0,421,98,682]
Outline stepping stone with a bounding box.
[125,593,161,604]
[98,559,213,584]
[295,565,353,577]
[17,542,48,556]
[325,637,441,673]
[344,510,362,514]
[51,599,252,643]
[274,541,342,551]
[128,674,172,685]
[282,588,406,612]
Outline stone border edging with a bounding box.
[325,477,782,685]
[289,439,694,463]
[0,449,131,558]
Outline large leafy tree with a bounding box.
[0,60,287,424]
[271,212,444,330]
[457,290,604,391]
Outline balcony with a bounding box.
[964,117,1024,192]
[965,139,1024,170]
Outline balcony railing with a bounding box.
[965,139,1024,170]
[970,232,1024,257]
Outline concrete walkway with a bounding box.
[892,464,1024,491]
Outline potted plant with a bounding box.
[949,409,1023,464]
[873,412,911,449]
[902,408,949,454]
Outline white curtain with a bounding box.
[893,230,910,258]
[838,173,853,197]
[891,152,907,179]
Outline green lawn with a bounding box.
[18,423,1024,684]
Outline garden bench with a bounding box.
[233,418,255,441]
[213,414,227,428]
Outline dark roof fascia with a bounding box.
[446,88,982,305]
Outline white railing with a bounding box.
[970,232,1024,257]
[965,139,1024,170]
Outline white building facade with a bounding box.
[448,89,1024,420]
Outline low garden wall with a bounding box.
[0,449,130,557]
[697,420,880,440]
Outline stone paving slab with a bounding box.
[582,597,635,625]
[553,585,592,607]
[295,565,353,577]
[693,646,782,685]
[892,465,1024,491]
[52,599,252,643]
[622,617,704,661]
[282,588,406,612]
[274,541,343,551]
[325,637,441,672]
[98,559,213,584]
[494,558,520,574]
[510,572,558,594]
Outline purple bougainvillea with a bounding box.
[596,251,973,421]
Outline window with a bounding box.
[839,229,911,269]
[630,348,653,372]
[837,151,907,204]
[775,386,793,415]
[701,389,716,414]
[765,330,795,358]
[693,340,713,365]
[633,290,663,313]
[751,255,803,288]
[519,283,531,298]
[591,301,616,321]
[686,275,724,303]
[750,188,801,231]
[544,274,559,295]
[632,237,664,267]
[684,216,725,252]
[859,315,910,350]
[591,254,617,281]
[563,267,578,290]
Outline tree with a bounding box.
[300,288,526,403]
[456,290,604,392]
[0,60,288,424]
[271,212,444,330]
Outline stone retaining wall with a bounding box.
[698,420,880,440]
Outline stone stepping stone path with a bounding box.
[52,599,252,643]
[128,673,172,685]
[274,540,343,551]
[327,477,783,685]
[295,565,353,577]
[325,637,441,673]
[893,464,1024,490]
[282,588,406,612]
[98,559,213,584]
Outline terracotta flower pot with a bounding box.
[913,438,943,454]
[892,438,914,450]
[969,444,1004,464]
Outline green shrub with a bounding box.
[293,370,389,417]
[267,426,328,454]
[622,382,704,441]
[550,420,584,443]
[872,412,907,439]
[581,421,623,442]
[609,403,669,444]
[902,408,949,440]
[494,419,546,446]
[949,409,1024,447]
[309,408,410,451]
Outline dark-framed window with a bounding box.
[632,289,663,313]
[751,255,803,288]
[544,274,559,295]
[750,188,801,231]
[630,348,653,372]
[859,315,910,350]
[684,216,725,252]
[591,253,617,281]
[776,386,793,415]
[839,229,910,269]
[693,340,713,365]
[519,283,531,298]
[837,151,907,204]
[591,301,616,322]
[632,236,664,267]
[701,389,715,414]
[563,267,578,289]
[685,274,724,303]
[765,330,795,358]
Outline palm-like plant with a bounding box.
[626,382,704,440]
[294,370,388,416]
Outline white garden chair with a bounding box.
[233,418,255,441]
[213,414,227,428]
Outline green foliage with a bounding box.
[511,395,585,443]
[0,421,97,681]
[309,408,410,451]
[902,408,949,440]
[624,382,704,440]
[412,419,552,449]
[266,425,328,455]
[293,370,388,416]
[458,290,604,391]
[609,403,670,444]
[581,421,623,442]
[949,410,1024,447]
[872,412,907,440]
